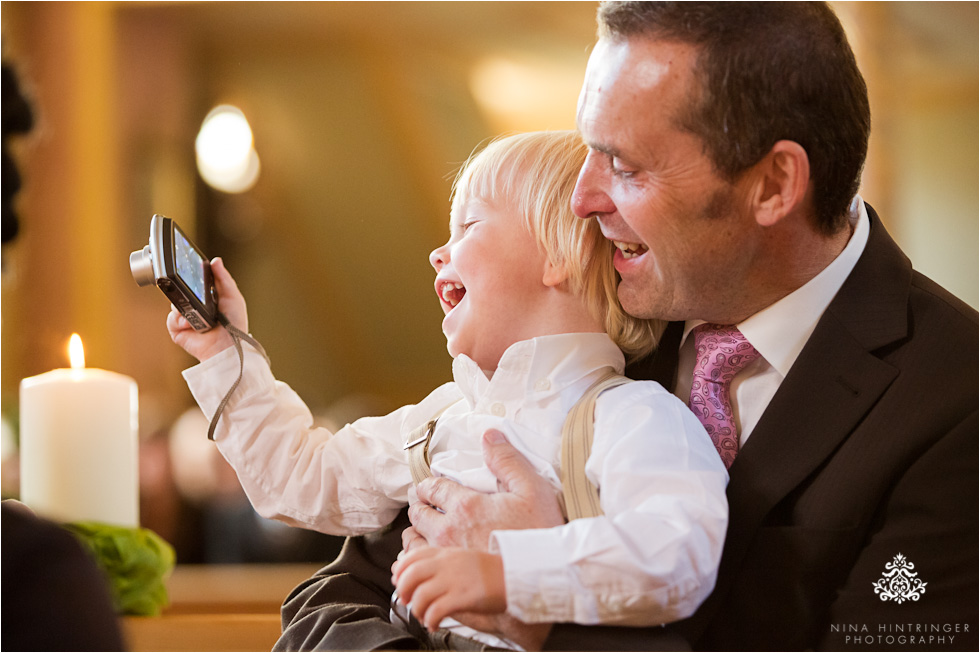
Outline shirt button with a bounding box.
[491,403,506,417]
[534,378,551,391]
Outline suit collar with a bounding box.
[694,204,912,635]
[732,203,910,492]
[826,203,912,351]
[633,204,911,534]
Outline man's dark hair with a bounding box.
[598,1,871,234]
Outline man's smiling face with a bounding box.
[572,37,758,323]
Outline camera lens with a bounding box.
[130,246,157,287]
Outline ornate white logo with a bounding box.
[872,553,927,603]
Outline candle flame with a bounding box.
[69,333,86,370]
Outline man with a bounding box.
[278,3,978,650]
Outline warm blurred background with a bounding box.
[2,1,977,564]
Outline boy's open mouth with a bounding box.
[439,281,466,308]
[614,240,648,260]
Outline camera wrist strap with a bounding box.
[207,312,271,441]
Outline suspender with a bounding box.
[404,418,443,487]
[403,367,630,521]
[403,397,464,486]
[559,369,631,520]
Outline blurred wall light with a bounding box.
[469,55,583,131]
[195,105,261,193]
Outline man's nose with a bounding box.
[572,151,617,219]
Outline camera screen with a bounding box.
[174,228,207,303]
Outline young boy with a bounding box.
[169,131,727,648]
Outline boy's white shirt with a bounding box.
[183,332,728,628]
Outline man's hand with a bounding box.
[408,429,565,550]
[167,257,248,362]
[391,547,506,632]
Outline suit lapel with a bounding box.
[728,312,897,527]
[703,204,914,616]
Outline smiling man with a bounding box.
[277,3,977,651]
[571,36,852,328]
[539,2,979,649]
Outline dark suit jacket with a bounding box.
[547,205,978,651]
[277,206,978,652]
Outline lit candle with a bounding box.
[19,334,139,527]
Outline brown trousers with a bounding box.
[275,508,499,651]
[273,506,687,652]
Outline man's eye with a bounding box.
[611,158,637,178]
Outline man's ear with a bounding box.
[542,259,569,288]
[751,140,810,227]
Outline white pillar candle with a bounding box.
[19,334,139,527]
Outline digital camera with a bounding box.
[130,215,219,332]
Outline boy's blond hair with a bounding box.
[450,130,663,359]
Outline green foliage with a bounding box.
[64,521,175,616]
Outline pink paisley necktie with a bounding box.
[689,324,761,469]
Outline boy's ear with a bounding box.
[751,139,810,228]
[542,259,569,288]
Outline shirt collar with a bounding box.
[452,332,625,408]
[681,196,870,377]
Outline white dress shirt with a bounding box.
[183,331,728,634]
[673,196,871,442]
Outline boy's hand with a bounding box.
[167,257,249,362]
[391,547,506,632]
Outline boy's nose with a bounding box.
[429,244,449,271]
